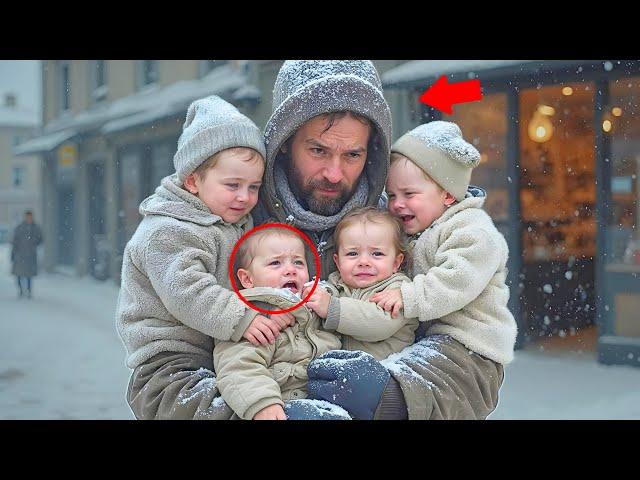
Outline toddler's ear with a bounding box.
[444,191,456,207]
[393,253,405,273]
[183,173,199,195]
[333,253,339,267]
[237,269,254,289]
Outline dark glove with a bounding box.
[307,350,390,420]
[284,399,351,420]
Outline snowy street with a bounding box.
[1,244,640,420]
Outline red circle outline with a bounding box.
[228,223,321,315]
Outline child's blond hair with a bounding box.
[333,206,408,266]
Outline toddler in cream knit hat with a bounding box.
[369,120,518,369]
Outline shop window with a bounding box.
[136,60,158,90]
[606,77,640,267]
[58,61,70,113]
[442,93,509,223]
[89,60,108,103]
[118,150,143,251]
[12,167,25,187]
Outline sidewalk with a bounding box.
[1,244,639,419]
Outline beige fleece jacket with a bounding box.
[400,193,518,365]
[116,174,258,370]
[213,287,342,420]
[323,271,419,360]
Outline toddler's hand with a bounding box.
[243,314,281,346]
[253,403,287,420]
[369,289,403,318]
[305,288,331,319]
[270,312,296,329]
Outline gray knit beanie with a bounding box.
[263,61,392,206]
[391,121,481,201]
[173,95,266,183]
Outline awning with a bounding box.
[13,128,78,156]
[382,60,535,88]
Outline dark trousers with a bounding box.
[16,276,32,296]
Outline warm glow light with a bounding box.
[603,120,612,132]
[538,105,556,116]
[612,107,622,117]
[528,112,554,143]
[562,86,573,96]
[480,153,488,164]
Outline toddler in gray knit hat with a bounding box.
[116,95,304,391]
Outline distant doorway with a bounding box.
[519,83,597,345]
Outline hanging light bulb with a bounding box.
[528,111,554,143]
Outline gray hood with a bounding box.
[260,61,393,224]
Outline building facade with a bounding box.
[0,93,41,243]
[16,60,638,367]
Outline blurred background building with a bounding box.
[12,60,640,368]
[0,92,41,243]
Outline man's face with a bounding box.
[285,114,371,216]
[25,213,33,224]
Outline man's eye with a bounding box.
[310,148,324,155]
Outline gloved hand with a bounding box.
[307,350,390,420]
[284,399,351,420]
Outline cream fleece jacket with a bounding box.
[400,193,517,365]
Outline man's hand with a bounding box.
[302,286,331,318]
[284,399,351,420]
[369,288,403,318]
[253,404,287,420]
[307,350,390,420]
[243,315,282,346]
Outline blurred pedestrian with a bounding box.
[11,210,43,299]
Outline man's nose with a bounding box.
[323,157,344,184]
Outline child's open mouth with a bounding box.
[400,214,415,223]
[281,281,299,293]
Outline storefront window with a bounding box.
[442,93,508,223]
[118,150,143,252]
[605,77,640,338]
[606,77,640,267]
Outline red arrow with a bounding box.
[419,75,483,115]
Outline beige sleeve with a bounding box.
[346,317,419,361]
[332,296,413,343]
[213,339,283,420]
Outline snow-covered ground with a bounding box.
[1,244,639,420]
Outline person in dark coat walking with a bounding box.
[11,210,43,299]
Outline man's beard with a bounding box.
[289,162,354,216]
